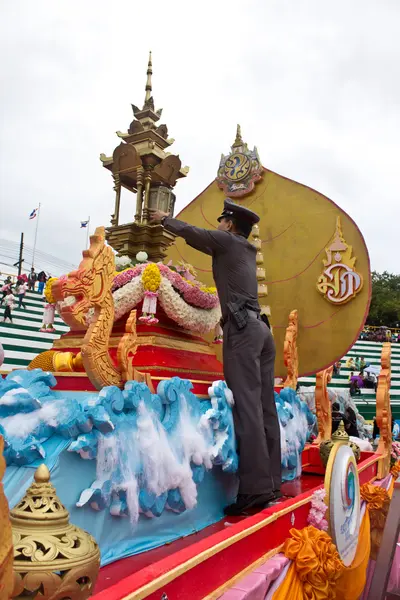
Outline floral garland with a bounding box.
[111,273,220,334]
[112,265,144,291]
[307,488,328,531]
[44,277,59,304]
[158,264,218,309]
[140,264,162,324]
[158,278,221,334]
[113,278,144,322]
[112,263,218,310]
[55,261,220,334]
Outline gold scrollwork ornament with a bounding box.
[11,464,100,600]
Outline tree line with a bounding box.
[367,271,400,328]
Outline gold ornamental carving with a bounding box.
[283,309,298,389]
[10,464,100,600]
[314,365,334,444]
[376,342,392,478]
[317,216,363,305]
[117,309,138,382]
[28,351,83,373]
[0,436,14,600]
[28,350,58,372]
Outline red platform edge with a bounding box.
[91,450,379,600]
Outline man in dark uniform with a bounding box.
[150,199,281,515]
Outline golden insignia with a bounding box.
[317,217,363,305]
[217,125,263,198]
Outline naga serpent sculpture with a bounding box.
[51,227,137,390]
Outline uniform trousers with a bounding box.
[223,314,281,495]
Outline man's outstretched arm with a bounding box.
[149,210,229,256]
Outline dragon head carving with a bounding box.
[52,227,116,331]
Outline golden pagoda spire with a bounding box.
[144,50,153,108]
[232,124,243,148]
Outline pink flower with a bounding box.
[112,265,144,291]
[307,488,328,531]
[158,264,219,309]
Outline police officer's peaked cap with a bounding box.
[217,198,260,226]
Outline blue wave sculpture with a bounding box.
[0,370,315,523]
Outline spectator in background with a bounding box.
[0,279,13,305]
[364,370,377,391]
[344,407,359,437]
[346,357,355,369]
[355,356,360,370]
[332,402,343,433]
[2,289,16,323]
[28,268,37,291]
[349,372,362,396]
[37,271,47,295]
[17,280,27,310]
[333,361,342,376]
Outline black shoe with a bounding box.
[224,493,276,516]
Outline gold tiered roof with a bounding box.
[101,52,189,261]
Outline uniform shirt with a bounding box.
[17,284,27,295]
[163,218,259,320]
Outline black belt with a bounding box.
[221,308,260,327]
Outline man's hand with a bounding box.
[149,209,170,223]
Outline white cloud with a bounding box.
[0,0,398,273]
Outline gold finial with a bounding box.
[34,463,50,483]
[332,421,349,443]
[144,50,153,107]
[232,124,243,147]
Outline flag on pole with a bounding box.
[29,208,39,220]
[80,220,89,228]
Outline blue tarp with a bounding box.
[5,447,236,566]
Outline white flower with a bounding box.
[115,255,133,268]
[136,251,148,263]
[113,278,144,321]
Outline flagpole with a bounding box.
[86,216,90,248]
[32,202,41,268]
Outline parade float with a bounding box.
[0,54,399,600]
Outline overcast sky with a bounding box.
[0,0,399,275]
